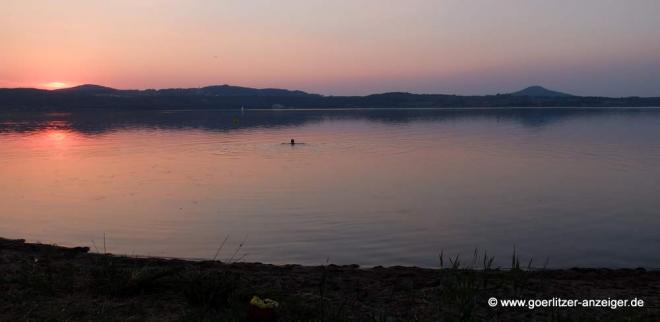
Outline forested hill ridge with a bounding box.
[1,84,659,110]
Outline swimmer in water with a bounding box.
[290,139,295,145]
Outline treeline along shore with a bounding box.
[2,84,660,111]
[1,237,659,321]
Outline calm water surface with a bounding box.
[1,108,660,267]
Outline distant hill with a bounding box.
[199,85,314,97]
[511,86,573,97]
[1,84,659,110]
[53,84,119,94]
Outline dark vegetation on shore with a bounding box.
[1,237,659,321]
[2,84,660,111]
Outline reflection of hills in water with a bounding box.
[1,108,660,135]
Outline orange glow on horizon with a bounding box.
[43,82,71,90]
[1,1,659,96]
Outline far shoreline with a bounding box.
[4,106,660,114]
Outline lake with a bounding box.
[1,108,660,268]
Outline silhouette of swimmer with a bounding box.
[284,139,304,145]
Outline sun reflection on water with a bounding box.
[46,130,68,142]
[29,124,81,151]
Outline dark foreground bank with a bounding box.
[1,238,658,321]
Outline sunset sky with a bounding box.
[1,0,659,96]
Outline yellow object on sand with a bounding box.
[250,296,279,309]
